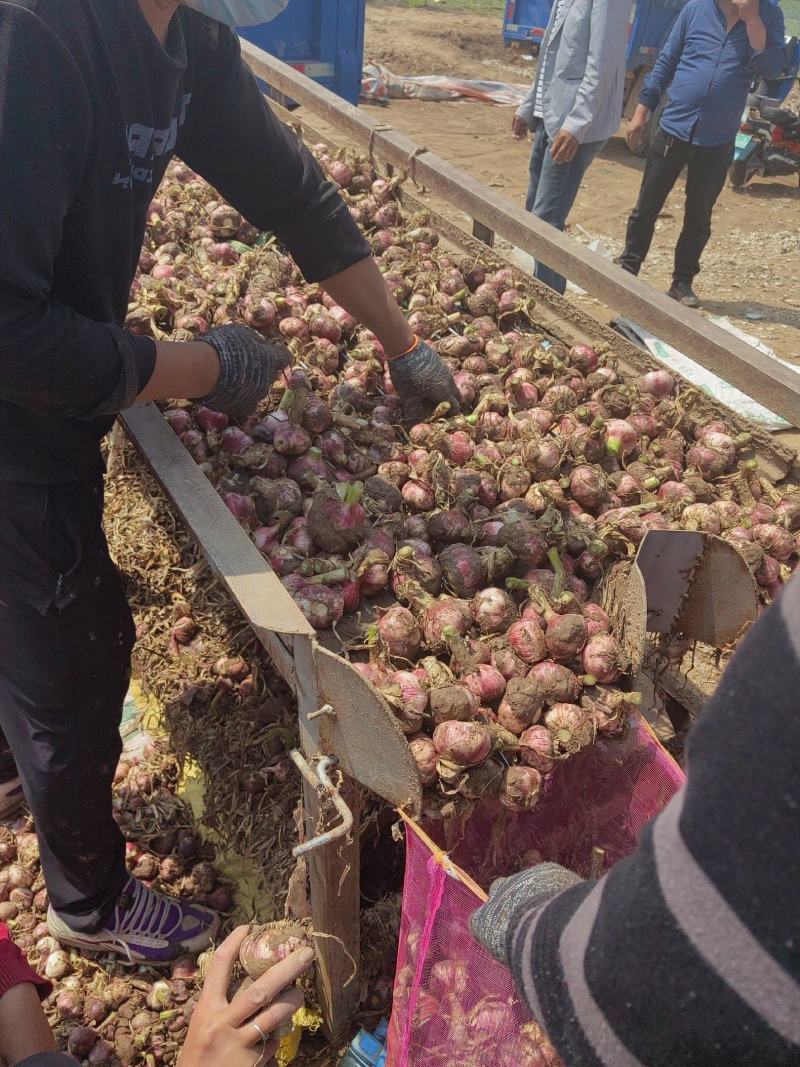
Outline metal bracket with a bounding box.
[290,749,354,858]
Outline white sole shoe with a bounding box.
[47,897,220,967]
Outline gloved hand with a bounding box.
[470,863,582,965]
[388,338,461,425]
[200,325,291,418]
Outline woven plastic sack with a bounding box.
[386,718,685,1067]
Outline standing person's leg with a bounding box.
[617,129,689,275]
[529,137,606,295]
[0,474,134,929]
[0,472,218,960]
[672,140,734,292]
[525,121,549,213]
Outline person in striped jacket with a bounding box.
[472,574,800,1065]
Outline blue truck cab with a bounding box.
[502,0,554,53]
[502,0,689,110]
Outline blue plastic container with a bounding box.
[339,1018,388,1067]
[238,0,366,105]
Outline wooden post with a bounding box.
[472,219,495,247]
[293,637,361,1044]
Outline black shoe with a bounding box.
[667,280,700,308]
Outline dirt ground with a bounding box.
[350,3,800,363]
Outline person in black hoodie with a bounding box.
[0,0,459,965]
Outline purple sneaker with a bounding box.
[48,876,220,965]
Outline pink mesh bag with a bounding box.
[386,717,685,1067]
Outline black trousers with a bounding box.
[618,127,734,285]
[0,471,135,932]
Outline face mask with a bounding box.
[183,0,289,27]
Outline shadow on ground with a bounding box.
[701,299,800,330]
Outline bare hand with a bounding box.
[550,129,580,164]
[626,114,648,152]
[179,927,314,1067]
[511,115,530,140]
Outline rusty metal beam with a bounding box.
[240,40,800,427]
[121,404,310,686]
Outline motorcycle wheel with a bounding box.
[728,159,752,189]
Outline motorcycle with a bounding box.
[730,93,800,189]
[729,35,800,189]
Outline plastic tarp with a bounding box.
[361,62,529,106]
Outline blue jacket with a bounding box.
[640,0,787,147]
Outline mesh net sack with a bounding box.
[385,717,685,1067]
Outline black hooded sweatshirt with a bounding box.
[0,0,369,482]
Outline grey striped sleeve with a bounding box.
[508,575,800,1066]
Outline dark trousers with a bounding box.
[618,127,734,284]
[0,472,134,932]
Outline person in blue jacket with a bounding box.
[616,0,787,307]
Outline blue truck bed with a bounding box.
[238,0,366,105]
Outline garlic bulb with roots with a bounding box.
[432,720,492,767]
[582,633,622,684]
[470,587,517,635]
[544,703,595,756]
[501,766,542,811]
[377,606,421,663]
[238,921,312,980]
[409,735,438,785]
[518,725,556,774]
[497,677,544,736]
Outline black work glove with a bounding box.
[388,338,461,425]
[200,325,291,418]
[470,863,582,965]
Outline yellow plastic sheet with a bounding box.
[178,756,277,922]
[277,1007,323,1065]
[128,686,317,1062]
